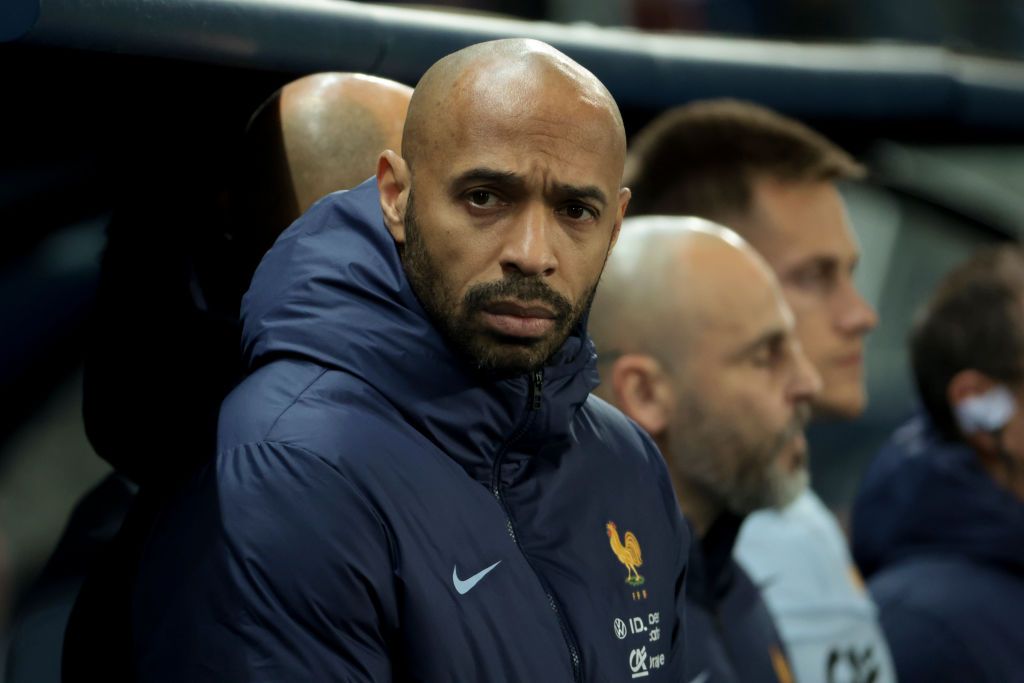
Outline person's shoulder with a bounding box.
[736,490,861,600]
[299,177,382,235]
[576,394,687,534]
[872,554,1024,621]
[738,490,843,554]
[219,361,416,461]
[873,562,998,683]
[578,393,661,464]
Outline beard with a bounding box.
[399,192,597,377]
[671,397,811,516]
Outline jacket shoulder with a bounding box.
[219,362,414,463]
[736,490,856,598]
[870,556,1024,683]
[579,394,661,462]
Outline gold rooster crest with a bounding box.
[606,521,644,586]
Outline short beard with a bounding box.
[399,192,595,377]
[672,398,810,517]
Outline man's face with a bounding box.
[392,75,629,376]
[666,257,820,515]
[741,178,878,419]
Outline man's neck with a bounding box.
[672,475,722,539]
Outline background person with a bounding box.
[853,244,1024,683]
[84,72,414,486]
[53,73,412,683]
[624,99,893,683]
[590,215,819,683]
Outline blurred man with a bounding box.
[591,216,819,683]
[625,100,893,683]
[132,39,689,682]
[853,245,1024,683]
[236,72,414,292]
[55,73,412,683]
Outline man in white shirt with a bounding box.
[624,99,893,683]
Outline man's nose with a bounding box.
[835,279,879,337]
[790,342,824,403]
[499,203,557,278]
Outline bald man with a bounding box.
[131,40,690,682]
[590,216,822,683]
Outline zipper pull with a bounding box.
[530,369,544,411]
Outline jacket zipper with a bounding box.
[490,369,583,683]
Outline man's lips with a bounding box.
[480,300,557,338]
[777,430,808,473]
[834,351,864,368]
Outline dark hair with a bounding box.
[624,99,864,220]
[910,244,1024,440]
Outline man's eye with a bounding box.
[751,341,785,368]
[467,190,497,207]
[790,263,836,292]
[559,203,596,221]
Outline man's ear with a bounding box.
[610,353,673,439]
[609,187,631,252]
[948,368,998,405]
[377,150,411,244]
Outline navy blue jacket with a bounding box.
[132,180,690,682]
[852,414,1024,683]
[686,513,793,683]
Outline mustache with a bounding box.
[463,276,573,320]
[780,402,813,442]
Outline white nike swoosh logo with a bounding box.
[452,560,501,595]
[688,671,710,683]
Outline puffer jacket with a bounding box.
[132,178,691,682]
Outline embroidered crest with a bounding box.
[606,521,644,586]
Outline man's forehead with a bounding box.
[448,165,610,204]
[443,146,617,187]
[427,113,624,192]
[453,82,620,146]
[427,59,621,149]
[714,283,790,340]
[676,247,787,351]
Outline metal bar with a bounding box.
[8,0,1024,127]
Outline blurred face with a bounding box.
[742,178,878,419]
[666,253,821,515]
[383,67,630,376]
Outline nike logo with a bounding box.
[452,561,501,595]
[688,671,710,683]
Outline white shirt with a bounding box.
[735,490,897,683]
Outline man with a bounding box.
[132,40,690,682]
[590,216,819,682]
[625,99,892,683]
[56,73,412,683]
[853,245,1024,683]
